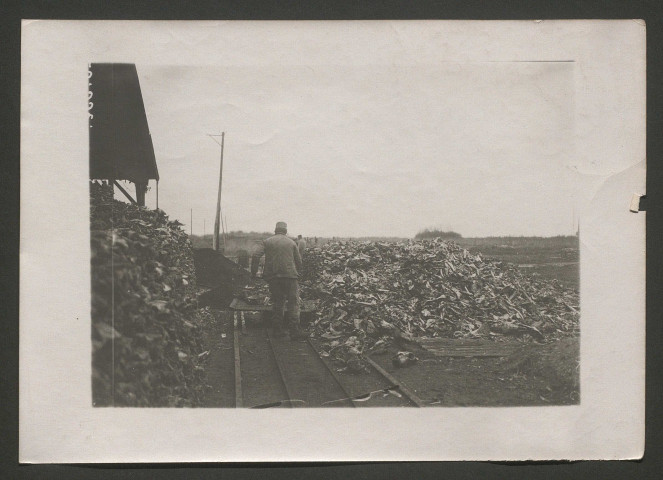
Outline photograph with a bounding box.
[20,20,644,462]
[89,60,580,409]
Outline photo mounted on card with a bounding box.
[20,20,645,463]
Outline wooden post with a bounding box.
[213,132,225,251]
[224,215,228,248]
[221,210,226,242]
[135,181,147,206]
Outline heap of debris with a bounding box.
[302,239,579,368]
[90,182,211,407]
[194,248,251,309]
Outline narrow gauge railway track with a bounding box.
[231,311,423,408]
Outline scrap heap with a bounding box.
[302,239,579,367]
[90,182,211,407]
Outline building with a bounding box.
[89,63,159,206]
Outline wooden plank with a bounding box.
[418,338,492,346]
[266,332,296,407]
[233,312,243,408]
[421,345,517,351]
[231,301,272,312]
[418,338,523,358]
[230,298,315,313]
[364,356,425,408]
[422,350,517,358]
[113,180,137,205]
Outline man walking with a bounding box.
[296,235,307,257]
[251,222,306,340]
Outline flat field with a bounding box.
[460,240,579,291]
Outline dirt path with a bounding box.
[368,339,579,406]
[201,310,235,407]
[237,329,288,408]
[201,310,579,408]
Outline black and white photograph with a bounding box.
[89,60,580,409]
[20,20,645,462]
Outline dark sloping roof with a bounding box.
[89,63,159,182]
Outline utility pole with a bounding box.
[224,215,229,246]
[208,132,225,251]
[190,208,193,236]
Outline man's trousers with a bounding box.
[268,277,300,330]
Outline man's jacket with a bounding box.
[252,234,302,279]
[297,238,307,256]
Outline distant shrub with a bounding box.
[415,229,462,240]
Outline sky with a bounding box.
[133,61,577,238]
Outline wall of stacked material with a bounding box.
[302,239,579,369]
[90,182,213,407]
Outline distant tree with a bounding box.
[414,228,462,240]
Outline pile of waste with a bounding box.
[302,239,579,369]
[194,248,251,309]
[90,182,211,407]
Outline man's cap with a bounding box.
[275,221,287,232]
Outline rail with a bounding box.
[231,311,422,408]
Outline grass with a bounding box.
[463,241,579,291]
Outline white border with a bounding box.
[20,20,645,462]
